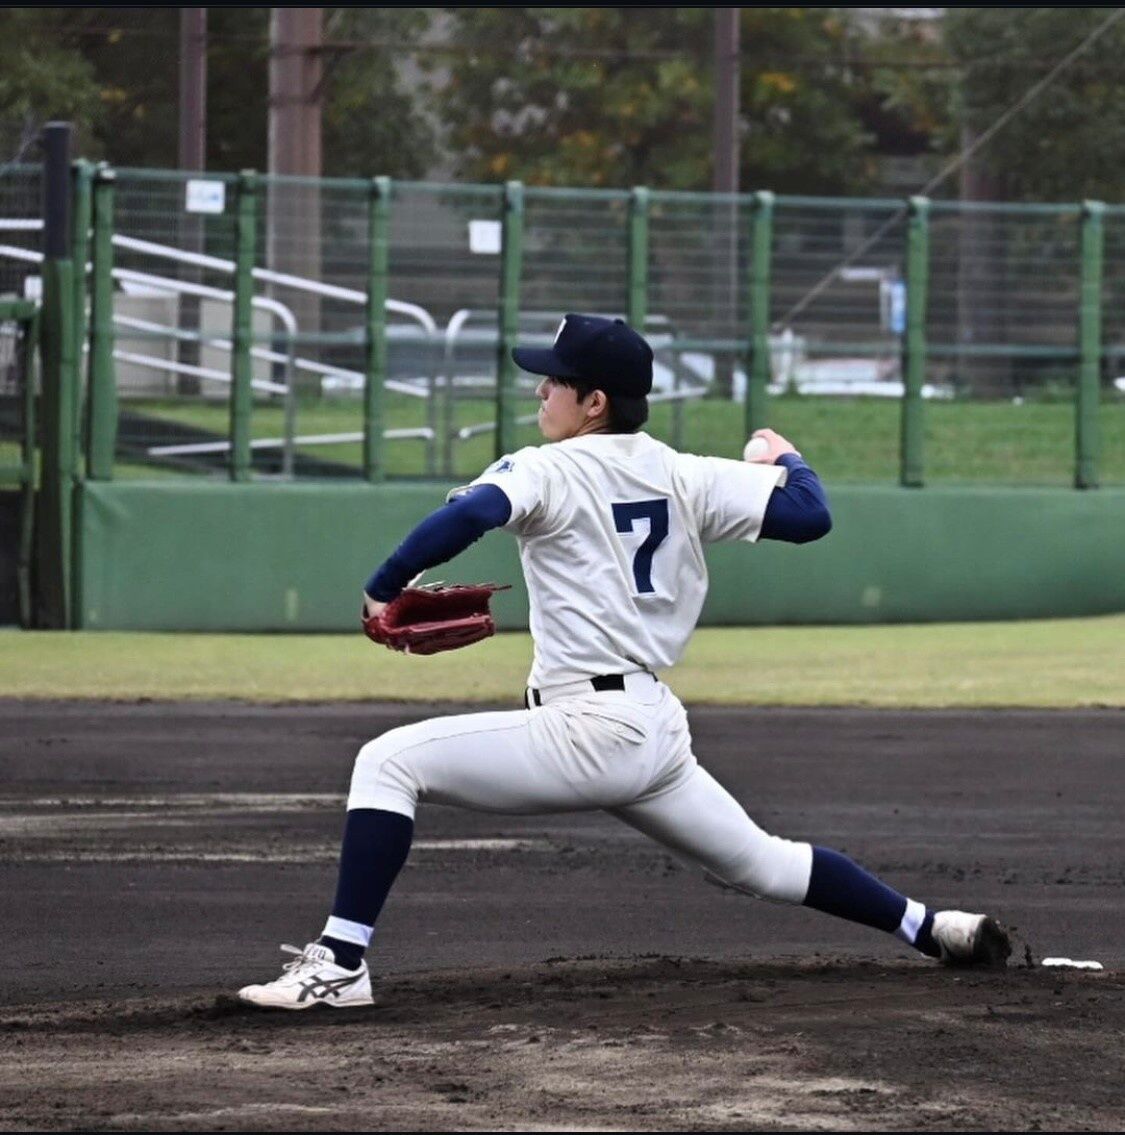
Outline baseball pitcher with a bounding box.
[237,314,1010,1010]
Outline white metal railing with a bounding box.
[114,349,287,392]
[113,266,301,474]
[111,241,437,405]
[147,426,433,458]
[0,240,438,402]
[113,268,428,394]
[117,230,442,475]
[112,234,438,333]
[111,312,397,398]
[0,244,301,395]
[0,240,439,473]
[0,243,299,347]
[0,244,42,263]
[113,314,288,394]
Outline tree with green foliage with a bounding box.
[944,7,1125,202]
[57,9,181,168]
[0,9,102,164]
[0,6,960,194]
[435,8,712,189]
[320,8,437,179]
[0,8,436,178]
[432,7,945,194]
[737,7,883,195]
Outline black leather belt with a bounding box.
[525,673,626,708]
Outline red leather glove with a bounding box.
[361,584,509,656]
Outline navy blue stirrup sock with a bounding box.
[319,934,365,971]
[318,808,414,969]
[913,910,940,958]
[804,846,939,956]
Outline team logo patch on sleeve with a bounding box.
[488,458,516,474]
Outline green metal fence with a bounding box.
[0,298,39,626]
[1,164,1122,494]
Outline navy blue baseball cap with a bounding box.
[512,313,653,399]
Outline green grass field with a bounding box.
[7,392,1123,709]
[3,615,1122,707]
[114,392,1125,486]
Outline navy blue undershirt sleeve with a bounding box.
[365,483,512,601]
[760,452,832,544]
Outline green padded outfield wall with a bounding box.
[75,482,1125,632]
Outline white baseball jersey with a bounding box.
[463,431,786,688]
[334,430,817,959]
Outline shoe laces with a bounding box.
[278,942,331,976]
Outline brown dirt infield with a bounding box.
[1,700,1121,1131]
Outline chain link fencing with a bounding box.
[0,165,42,301]
[0,164,1120,487]
[925,202,1084,485]
[0,298,39,626]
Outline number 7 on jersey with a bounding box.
[612,499,670,594]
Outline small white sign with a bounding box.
[185,179,226,215]
[468,219,502,255]
[23,275,42,301]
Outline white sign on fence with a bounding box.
[185,179,226,215]
[468,219,502,255]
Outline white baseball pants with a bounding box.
[347,671,813,904]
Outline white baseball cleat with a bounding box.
[932,910,1011,967]
[237,943,374,1010]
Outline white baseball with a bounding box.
[743,436,770,462]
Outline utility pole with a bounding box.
[268,7,323,374]
[713,7,741,198]
[713,8,741,398]
[178,8,207,172]
[178,8,207,388]
[269,7,323,180]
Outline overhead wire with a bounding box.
[46,18,1123,74]
[776,6,1125,328]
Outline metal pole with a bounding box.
[627,186,650,330]
[268,7,323,372]
[43,124,71,260]
[900,196,930,488]
[70,159,93,473]
[230,170,258,482]
[17,307,39,627]
[745,190,774,437]
[496,180,524,460]
[364,176,390,483]
[441,319,456,476]
[36,122,77,628]
[1076,200,1104,489]
[86,165,117,481]
[280,335,297,479]
[713,8,741,400]
[178,8,207,387]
